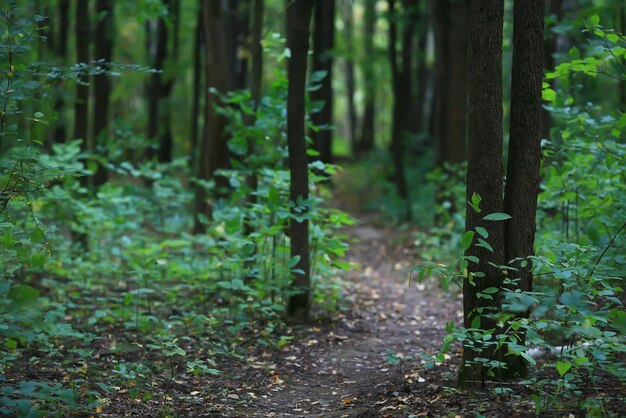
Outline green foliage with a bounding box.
[412,16,625,415]
[0,6,354,415]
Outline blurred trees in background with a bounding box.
[1,0,625,413]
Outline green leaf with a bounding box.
[34,111,44,118]
[568,46,580,59]
[482,287,499,294]
[555,361,572,377]
[460,231,475,251]
[8,285,39,309]
[475,227,488,239]
[483,213,512,221]
[520,352,537,366]
[469,193,482,213]
[471,316,481,329]
[588,14,600,27]
[542,88,556,103]
[476,238,494,253]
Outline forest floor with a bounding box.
[197,193,540,417]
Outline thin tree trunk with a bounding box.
[194,0,235,233]
[460,0,505,387]
[502,0,545,379]
[159,0,181,163]
[343,0,357,155]
[286,0,315,322]
[92,0,114,187]
[388,0,412,221]
[53,0,69,145]
[190,9,204,173]
[146,0,178,164]
[311,0,335,164]
[542,0,563,140]
[359,0,376,153]
[74,0,90,188]
[243,0,264,278]
[412,4,428,136]
[146,14,164,161]
[434,0,468,165]
[433,0,468,220]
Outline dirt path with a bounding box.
[239,217,463,417]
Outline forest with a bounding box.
[0,0,625,416]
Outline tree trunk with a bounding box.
[243,0,264,277]
[190,9,204,174]
[343,0,357,155]
[310,0,335,164]
[388,0,413,221]
[460,0,505,387]
[502,0,545,379]
[434,0,468,166]
[53,0,69,145]
[74,0,90,188]
[359,0,376,154]
[542,0,563,140]
[194,0,235,233]
[92,0,114,187]
[411,4,428,137]
[146,0,178,164]
[230,0,250,90]
[286,0,314,322]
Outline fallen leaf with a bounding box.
[341,397,354,406]
[270,375,284,385]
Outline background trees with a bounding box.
[1,0,624,414]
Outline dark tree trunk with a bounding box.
[230,0,250,90]
[286,0,314,322]
[411,4,428,136]
[74,0,90,186]
[460,0,505,387]
[343,0,357,155]
[92,0,114,187]
[618,6,626,112]
[53,0,70,145]
[310,0,335,164]
[146,0,179,164]
[542,0,563,140]
[161,0,181,163]
[359,0,376,154]
[388,0,414,221]
[194,0,235,233]
[146,14,165,161]
[243,0,264,275]
[190,9,204,173]
[502,0,545,379]
[434,0,468,166]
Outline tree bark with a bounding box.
[190,9,204,174]
[388,0,413,221]
[359,0,377,154]
[53,0,69,145]
[146,0,179,164]
[343,0,357,155]
[74,0,90,189]
[286,0,314,322]
[310,0,335,164]
[460,0,505,387]
[502,0,545,379]
[194,0,235,233]
[92,0,114,187]
[434,0,468,166]
[243,0,264,277]
[542,0,563,140]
